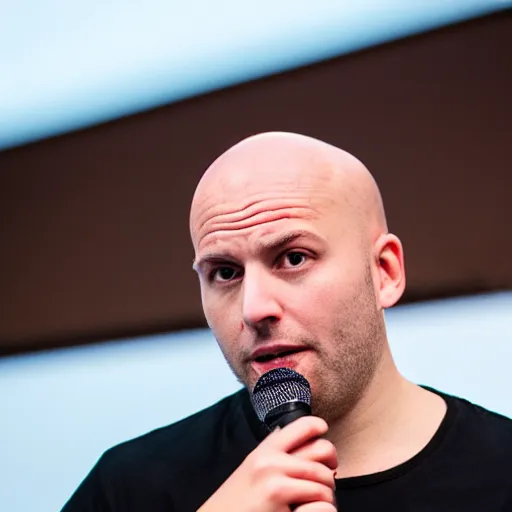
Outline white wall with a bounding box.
[1,292,511,512]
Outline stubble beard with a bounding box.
[310,268,386,423]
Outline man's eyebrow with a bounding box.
[192,230,323,272]
[192,252,234,272]
[255,230,324,252]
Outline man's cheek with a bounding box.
[202,299,219,328]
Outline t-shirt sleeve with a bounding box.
[60,456,112,512]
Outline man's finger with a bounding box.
[295,502,338,512]
[264,416,329,453]
[291,438,338,470]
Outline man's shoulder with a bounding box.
[62,389,260,510]
[98,388,251,476]
[448,392,512,434]
[431,391,512,507]
[439,389,512,461]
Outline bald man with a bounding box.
[62,133,512,512]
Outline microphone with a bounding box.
[251,368,312,431]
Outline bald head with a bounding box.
[190,131,387,251]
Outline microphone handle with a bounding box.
[264,401,312,430]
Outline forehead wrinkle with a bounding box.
[209,206,316,232]
[193,192,328,246]
[191,157,336,232]
[198,207,319,252]
[195,188,326,224]
[195,194,296,230]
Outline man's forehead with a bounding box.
[190,161,337,241]
[190,187,335,252]
[191,190,351,262]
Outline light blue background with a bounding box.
[1,0,510,150]
[1,292,511,512]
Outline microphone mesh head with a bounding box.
[251,367,311,422]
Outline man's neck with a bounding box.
[326,347,447,478]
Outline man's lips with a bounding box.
[249,344,309,363]
[249,346,311,375]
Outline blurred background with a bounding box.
[1,2,511,511]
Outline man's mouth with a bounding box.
[254,349,301,363]
[249,346,310,374]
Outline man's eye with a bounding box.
[283,252,307,268]
[212,267,238,282]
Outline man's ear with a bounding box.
[374,233,406,309]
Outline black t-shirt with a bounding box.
[61,387,512,511]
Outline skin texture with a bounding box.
[190,132,447,510]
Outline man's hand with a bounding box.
[198,416,338,512]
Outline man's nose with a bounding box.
[241,269,283,332]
